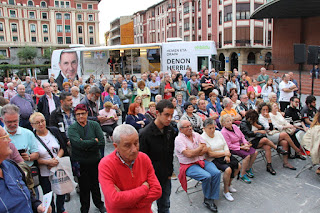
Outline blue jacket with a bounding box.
[125,113,149,131]
[206,97,222,114]
[104,95,121,109]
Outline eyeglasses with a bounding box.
[0,134,10,141]
[32,119,45,125]
[4,119,19,124]
[75,112,87,117]
[181,125,192,129]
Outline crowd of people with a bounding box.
[0,65,320,213]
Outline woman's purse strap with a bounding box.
[34,134,54,158]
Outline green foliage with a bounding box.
[0,55,6,60]
[0,64,50,69]
[17,46,37,64]
[42,47,56,59]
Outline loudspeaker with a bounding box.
[294,44,306,64]
[307,45,320,65]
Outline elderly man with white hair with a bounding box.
[4,82,17,101]
[175,120,221,212]
[98,124,162,212]
[71,86,85,107]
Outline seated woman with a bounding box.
[62,82,71,93]
[230,92,241,109]
[30,112,67,213]
[302,110,320,175]
[136,80,151,110]
[258,102,301,170]
[268,92,284,116]
[145,102,157,123]
[220,97,242,125]
[197,99,220,128]
[134,95,146,114]
[207,90,222,114]
[175,92,185,113]
[240,110,288,175]
[98,101,118,136]
[168,97,182,133]
[202,118,240,201]
[180,102,203,134]
[125,103,149,131]
[104,85,121,113]
[261,79,277,102]
[198,91,208,105]
[248,79,262,98]
[269,102,306,161]
[220,114,258,183]
[247,91,257,110]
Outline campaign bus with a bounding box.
[50,40,217,81]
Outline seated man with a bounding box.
[175,120,221,212]
[235,94,253,118]
[301,95,317,127]
[98,124,162,212]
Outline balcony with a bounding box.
[235,40,251,46]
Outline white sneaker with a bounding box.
[229,186,237,193]
[223,192,234,201]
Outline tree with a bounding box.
[42,47,55,60]
[17,46,37,64]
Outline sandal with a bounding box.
[276,147,288,155]
[266,163,276,175]
[283,163,297,170]
[316,168,320,176]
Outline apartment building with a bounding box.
[133,0,272,72]
[107,15,134,46]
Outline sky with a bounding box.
[98,0,161,45]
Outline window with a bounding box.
[56,13,62,19]
[64,14,70,20]
[219,12,222,25]
[0,36,4,41]
[198,18,201,29]
[57,37,63,44]
[208,34,212,40]
[66,37,71,44]
[43,25,48,33]
[89,26,93,33]
[208,15,211,27]
[79,37,83,44]
[27,0,33,6]
[78,26,82,33]
[41,1,46,7]
[30,24,36,32]
[236,11,250,20]
[31,37,36,42]
[60,1,64,8]
[88,4,93,9]
[65,25,71,33]
[77,3,82,9]
[66,2,70,8]
[42,12,47,19]
[12,36,18,41]
[183,3,189,14]
[208,0,211,8]
[0,23,3,31]
[88,15,93,21]
[10,10,16,18]
[89,37,94,44]
[44,37,48,42]
[0,50,6,56]
[224,13,232,22]
[184,18,189,31]
[29,12,35,19]
[55,1,59,7]
[0,10,2,17]
[198,0,201,11]
[57,25,62,32]
[11,23,17,32]
[77,14,82,21]
[8,0,15,5]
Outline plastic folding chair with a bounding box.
[295,145,316,178]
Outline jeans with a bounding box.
[40,176,65,213]
[157,178,171,213]
[186,160,220,200]
[79,162,104,213]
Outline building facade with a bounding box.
[0,0,100,64]
[133,0,272,72]
[107,15,134,46]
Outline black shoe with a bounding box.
[276,147,288,155]
[76,184,80,194]
[295,154,306,160]
[98,205,106,213]
[283,163,297,170]
[289,154,296,159]
[266,163,276,175]
[64,193,70,202]
[203,198,218,212]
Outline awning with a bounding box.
[251,0,320,19]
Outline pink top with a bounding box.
[99,108,117,126]
[248,85,262,94]
[175,132,206,164]
[221,124,249,151]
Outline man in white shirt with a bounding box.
[279,74,298,112]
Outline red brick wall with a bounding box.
[242,64,264,76]
[272,17,320,71]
